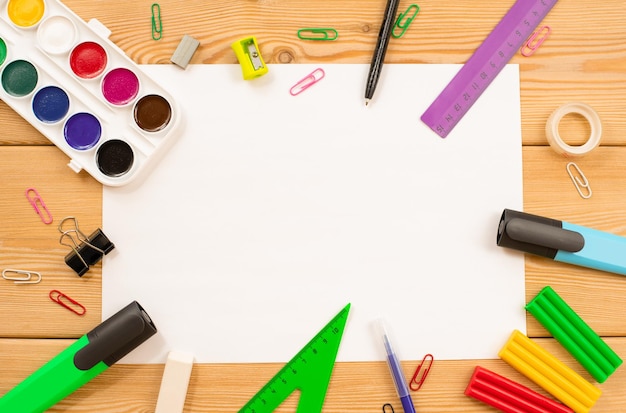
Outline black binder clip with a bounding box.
[58,217,115,276]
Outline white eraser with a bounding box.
[155,351,195,413]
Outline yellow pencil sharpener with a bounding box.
[231,36,269,80]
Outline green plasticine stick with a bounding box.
[0,301,157,413]
[526,286,623,383]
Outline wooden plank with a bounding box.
[0,147,102,337]
[1,1,625,145]
[0,338,623,412]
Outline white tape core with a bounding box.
[545,102,602,157]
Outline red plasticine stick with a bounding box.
[465,366,574,413]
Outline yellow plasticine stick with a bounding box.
[499,330,601,413]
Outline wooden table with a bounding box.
[1,1,626,411]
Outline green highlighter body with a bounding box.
[0,301,157,413]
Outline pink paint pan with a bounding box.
[0,0,180,186]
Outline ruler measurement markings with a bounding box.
[422,0,558,138]
[240,305,350,413]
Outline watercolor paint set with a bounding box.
[0,0,180,186]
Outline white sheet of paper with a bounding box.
[103,64,525,364]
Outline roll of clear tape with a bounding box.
[545,102,602,157]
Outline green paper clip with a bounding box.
[297,28,338,41]
[392,4,419,38]
[526,286,623,383]
[151,3,162,41]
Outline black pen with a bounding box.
[365,0,401,106]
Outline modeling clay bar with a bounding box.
[465,366,573,413]
[499,330,601,413]
[526,286,623,383]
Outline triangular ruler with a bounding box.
[238,303,351,413]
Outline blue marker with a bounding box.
[376,320,416,413]
[497,208,626,276]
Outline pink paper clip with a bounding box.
[409,353,433,391]
[25,188,53,224]
[49,290,86,316]
[289,68,325,96]
[521,25,551,57]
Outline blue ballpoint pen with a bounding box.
[376,320,417,413]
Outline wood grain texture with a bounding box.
[1,1,625,146]
[0,338,624,412]
[1,0,626,411]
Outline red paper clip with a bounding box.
[521,25,551,57]
[409,353,433,391]
[25,188,53,224]
[49,290,86,316]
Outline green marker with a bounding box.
[0,301,157,413]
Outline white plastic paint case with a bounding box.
[0,0,181,186]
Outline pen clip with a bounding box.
[409,353,433,391]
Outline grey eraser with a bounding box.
[171,35,200,69]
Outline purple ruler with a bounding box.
[421,0,558,138]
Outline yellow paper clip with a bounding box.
[499,330,601,413]
[392,4,420,38]
[231,36,268,80]
[289,68,325,96]
[297,28,338,41]
[521,25,550,57]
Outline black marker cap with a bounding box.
[497,209,584,258]
[74,301,157,370]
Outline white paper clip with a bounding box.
[2,269,42,284]
[289,68,325,96]
[566,162,592,199]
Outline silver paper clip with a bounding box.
[290,68,325,96]
[566,162,592,199]
[2,269,42,284]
